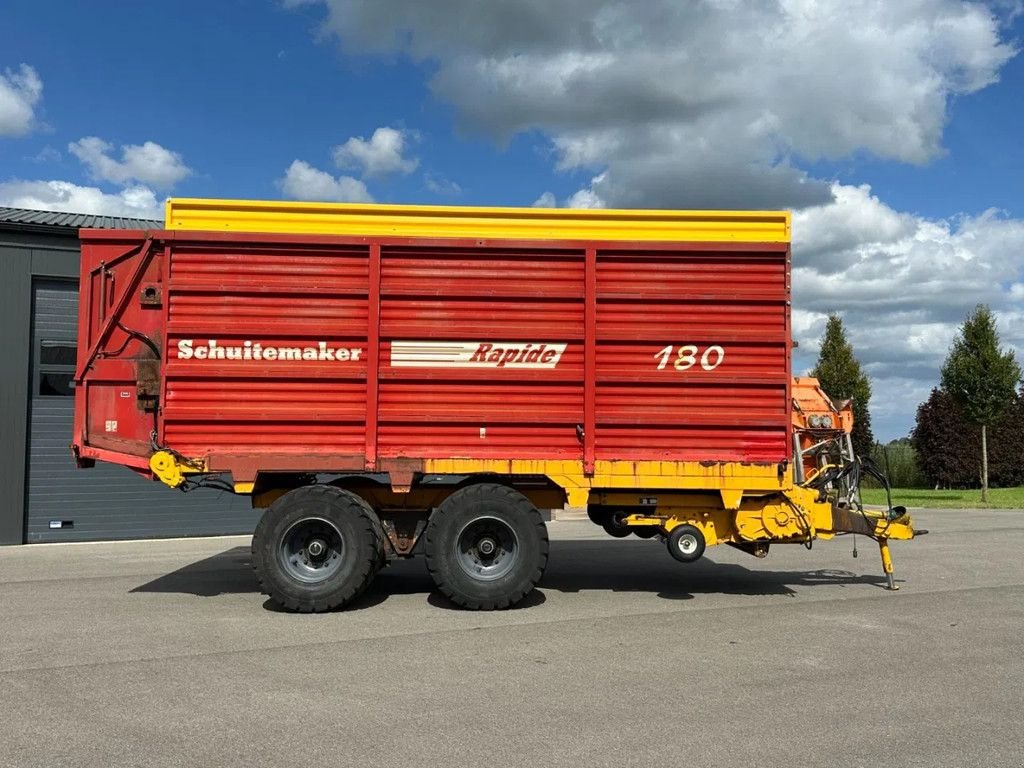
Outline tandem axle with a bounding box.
[150,447,920,610]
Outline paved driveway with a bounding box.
[1,509,1022,767]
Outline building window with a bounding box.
[38,340,77,397]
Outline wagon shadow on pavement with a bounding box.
[131,539,890,610]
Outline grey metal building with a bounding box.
[0,208,258,545]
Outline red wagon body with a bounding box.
[73,228,791,483]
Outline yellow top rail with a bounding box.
[165,198,791,243]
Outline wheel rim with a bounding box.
[677,533,699,555]
[455,515,519,582]
[278,517,345,584]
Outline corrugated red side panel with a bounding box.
[162,241,369,456]
[75,231,790,473]
[594,247,789,461]
[378,245,585,459]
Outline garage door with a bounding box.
[25,280,260,542]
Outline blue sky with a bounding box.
[2,0,1023,440]
[0,0,574,206]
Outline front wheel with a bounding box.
[425,483,549,610]
[667,524,706,563]
[252,485,384,612]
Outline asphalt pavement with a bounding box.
[1,509,1022,768]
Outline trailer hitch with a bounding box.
[149,434,206,489]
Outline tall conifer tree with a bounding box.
[940,305,1021,502]
[811,315,875,457]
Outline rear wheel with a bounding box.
[425,483,548,610]
[252,485,384,612]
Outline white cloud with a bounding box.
[531,175,607,208]
[565,173,606,208]
[332,126,418,178]
[68,137,192,190]
[565,188,604,209]
[793,184,1024,438]
[0,179,162,219]
[298,0,1016,209]
[792,184,919,272]
[0,64,43,137]
[424,173,462,196]
[0,135,187,222]
[280,159,373,202]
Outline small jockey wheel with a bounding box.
[667,524,706,563]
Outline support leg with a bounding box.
[879,539,898,591]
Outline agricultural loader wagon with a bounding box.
[72,199,920,611]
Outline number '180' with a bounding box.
[654,344,725,371]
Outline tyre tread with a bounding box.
[251,485,384,612]
[424,483,549,610]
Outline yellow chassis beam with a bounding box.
[599,485,915,590]
[424,459,791,508]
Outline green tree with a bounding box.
[810,314,875,457]
[940,305,1021,502]
[912,388,977,488]
[869,438,927,489]
[912,386,1024,490]
[988,388,1024,487]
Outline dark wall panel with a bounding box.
[31,246,80,278]
[26,281,259,542]
[0,245,32,544]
